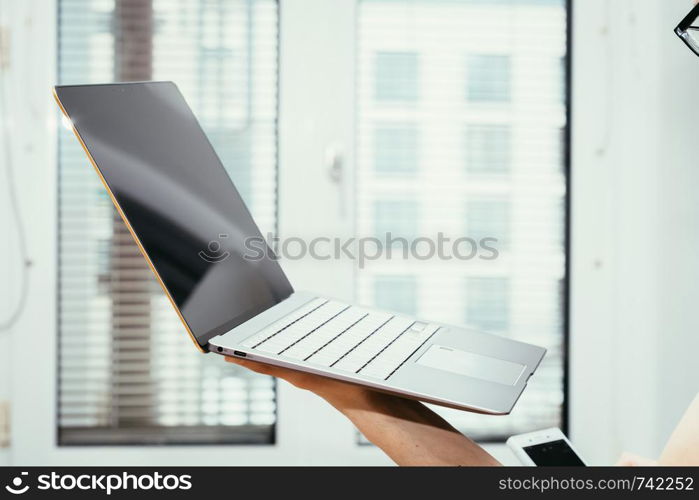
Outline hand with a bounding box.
[225,356,372,408]
[225,356,501,466]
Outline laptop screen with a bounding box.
[55,82,293,348]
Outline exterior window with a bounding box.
[466,199,511,252]
[465,277,510,334]
[465,124,511,175]
[467,54,511,103]
[374,275,417,315]
[375,125,418,174]
[375,51,419,101]
[373,200,419,244]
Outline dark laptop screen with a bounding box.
[55,82,293,347]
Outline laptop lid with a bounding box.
[54,81,294,350]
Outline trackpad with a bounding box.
[417,345,525,386]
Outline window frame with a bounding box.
[353,0,572,443]
[55,0,281,448]
[561,0,572,440]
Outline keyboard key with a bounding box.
[306,312,392,366]
[281,308,368,360]
[255,301,349,354]
[358,325,440,379]
[244,299,439,381]
[332,317,414,373]
[240,297,327,348]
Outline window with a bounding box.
[375,52,419,101]
[465,124,511,175]
[374,124,418,174]
[374,275,417,315]
[373,200,419,243]
[57,0,278,445]
[465,277,510,333]
[357,0,567,440]
[467,54,511,103]
[466,199,511,251]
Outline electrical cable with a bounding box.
[0,2,31,332]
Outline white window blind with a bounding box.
[57,0,279,445]
[356,0,567,440]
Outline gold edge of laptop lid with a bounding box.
[52,86,206,353]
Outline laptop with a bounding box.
[53,81,546,415]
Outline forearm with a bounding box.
[322,388,501,466]
[225,357,500,466]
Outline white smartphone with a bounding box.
[506,427,586,466]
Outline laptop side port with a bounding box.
[233,351,247,357]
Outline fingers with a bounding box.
[225,356,303,381]
[225,356,279,376]
[224,356,331,392]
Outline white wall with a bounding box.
[0,0,57,466]
[654,3,699,452]
[1,0,699,466]
[571,0,699,464]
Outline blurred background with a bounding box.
[0,0,697,465]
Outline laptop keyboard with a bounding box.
[240,298,440,380]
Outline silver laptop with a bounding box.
[54,81,545,415]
